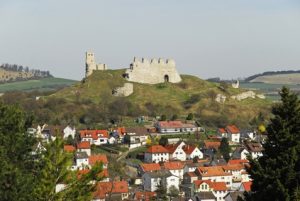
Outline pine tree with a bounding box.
[155,180,168,201]
[219,137,230,162]
[244,87,300,201]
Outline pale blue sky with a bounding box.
[0,0,300,80]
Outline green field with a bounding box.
[0,78,77,92]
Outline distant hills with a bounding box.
[245,70,300,84]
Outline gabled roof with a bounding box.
[228,159,249,165]
[77,141,91,149]
[146,170,172,178]
[242,181,252,191]
[184,172,197,177]
[76,152,88,159]
[125,127,148,136]
[80,130,109,140]
[140,163,161,172]
[165,142,183,154]
[204,140,221,150]
[222,164,244,171]
[89,154,108,165]
[226,125,240,134]
[245,141,263,152]
[197,166,231,177]
[193,180,213,188]
[219,128,226,133]
[158,121,183,128]
[163,161,184,170]
[64,145,75,152]
[183,145,198,155]
[146,145,169,153]
[193,180,227,191]
[93,181,128,199]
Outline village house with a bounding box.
[232,141,263,160]
[139,163,161,175]
[195,166,233,188]
[183,172,198,184]
[63,125,76,139]
[194,180,228,201]
[93,181,129,201]
[134,191,157,201]
[163,161,185,179]
[155,121,198,133]
[218,128,228,138]
[144,145,169,163]
[123,127,149,149]
[89,154,108,169]
[165,141,186,161]
[183,144,204,160]
[64,145,76,153]
[239,181,252,192]
[225,125,240,143]
[80,129,109,145]
[74,152,89,170]
[77,141,91,156]
[142,169,180,192]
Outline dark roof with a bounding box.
[224,191,245,200]
[245,142,263,152]
[195,192,216,200]
[125,127,149,136]
[146,170,172,178]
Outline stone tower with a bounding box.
[85,52,107,77]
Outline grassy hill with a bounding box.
[51,69,271,127]
[0,77,77,93]
[249,73,300,84]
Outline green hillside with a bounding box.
[0,77,77,92]
[51,69,271,127]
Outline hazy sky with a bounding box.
[1,0,300,80]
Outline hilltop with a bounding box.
[51,69,271,127]
[245,70,300,84]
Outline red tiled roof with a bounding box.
[80,130,109,140]
[141,163,161,172]
[135,191,156,201]
[146,145,169,153]
[226,125,240,134]
[204,140,221,149]
[197,166,231,177]
[193,180,213,188]
[228,159,249,165]
[211,182,227,191]
[219,128,226,133]
[77,141,91,149]
[165,143,181,154]
[242,181,252,191]
[222,164,244,171]
[89,154,108,165]
[183,145,197,155]
[77,169,109,179]
[185,172,197,177]
[93,181,128,199]
[158,121,183,128]
[64,145,75,152]
[163,161,184,170]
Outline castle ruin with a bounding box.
[124,57,182,84]
[85,52,107,77]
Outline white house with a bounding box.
[165,141,186,161]
[194,180,228,201]
[183,145,203,160]
[80,130,109,145]
[73,152,89,170]
[144,145,169,163]
[155,121,198,133]
[63,125,76,139]
[142,170,180,192]
[124,127,149,149]
[226,125,240,143]
[77,141,91,156]
[233,142,263,160]
[163,161,184,179]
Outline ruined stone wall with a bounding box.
[112,83,133,97]
[125,57,182,84]
[85,52,107,77]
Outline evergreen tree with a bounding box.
[219,137,231,162]
[155,181,168,201]
[244,87,300,201]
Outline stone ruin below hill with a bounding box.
[124,57,182,84]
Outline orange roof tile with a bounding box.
[219,128,226,133]
[185,172,197,177]
[183,145,197,155]
[89,154,108,166]
[226,125,240,134]
[222,164,244,171]
[228,159,249,165]
[77,141,91,149]
[211,182,227,191]
[93,181,128,199]
[141,163,161,172]
[77,169,109,179]
[197,166,231,177]
[165,143,181,154]
[242,181,252,191]
[163,161,184,170]
[80,130,109,140]
[135,191,156,201]
[204,140,221,149]
[64,145,75,152]
[158,121,183,128]
[146,145,169,153]
[193,180,213,188]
